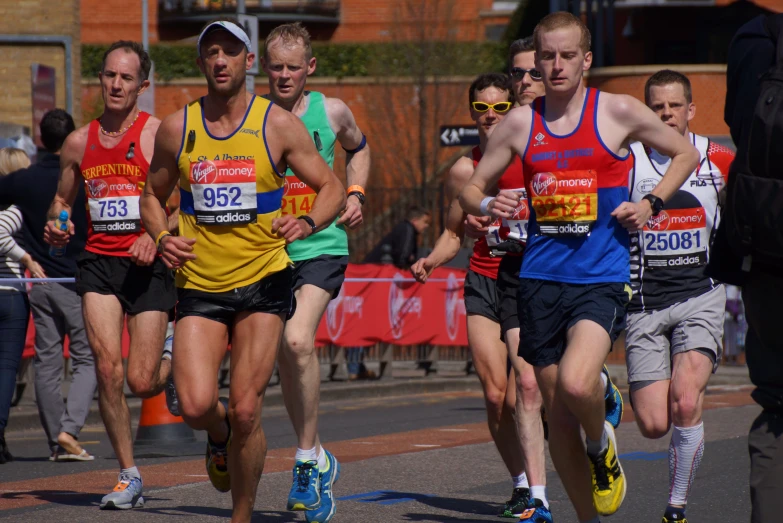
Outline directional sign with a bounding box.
[439,125,479,147]
[238,14,259,75]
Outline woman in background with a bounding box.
[0,147,44,463]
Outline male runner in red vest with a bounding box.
[45,41,179,510]
[461,13,698,522]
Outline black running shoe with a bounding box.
[499,487,529,518]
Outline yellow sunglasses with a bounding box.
[471,101,513,113]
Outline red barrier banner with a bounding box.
[21,264,469,358]
[316,264,468,347]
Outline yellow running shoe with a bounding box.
[587,420,626,515]
[206,398,231,493]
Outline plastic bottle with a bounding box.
[48,210,69,257]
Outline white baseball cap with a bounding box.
[197,21,251,55]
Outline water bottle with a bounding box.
[48,210,69,257]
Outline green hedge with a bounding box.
[82,42,506,81]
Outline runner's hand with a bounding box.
[411,257,435,283]
[43,219,74,247]
[611,200,653,232]
[158,236,196,270]
[128,234,157,266]
[489,190,521,220]
[337,195,363,229]
[272,215,311,243]
[464,215,491,239]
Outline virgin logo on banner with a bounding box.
[31,64,56,149]
[316,264,468,347]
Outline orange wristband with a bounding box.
[346,185,365,196]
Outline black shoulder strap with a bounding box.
[764,14,783,67]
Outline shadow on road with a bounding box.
[0,490,96,507]
[138,505,301,521]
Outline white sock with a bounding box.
[316,446,328,470]
[600,370,608,390]
[512,472,529,489]
[668,423,705,506]
[121,466,140,479]
[295,447,318,463]
[586,426,608,458]
[529,485,548,509]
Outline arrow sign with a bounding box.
[439,125,480,147]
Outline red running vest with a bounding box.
[80,112,151,256]
[468,147,526,279]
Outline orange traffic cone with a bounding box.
[133,391,202,458]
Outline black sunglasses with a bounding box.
[510,67,542,81]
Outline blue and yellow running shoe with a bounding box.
[306,449,341,522]
[588,421,626,516]
[518,498,553,522]
[287,460,321,511]
[602,365,624,429]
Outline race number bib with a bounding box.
[502,187,529,243]
[189,159,257,225]
[484,218,503,247]
[86,178,141,235]
[281,175,315,217]
[530,170,597,237]
[642,207,708,269]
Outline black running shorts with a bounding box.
[463,269,499,323]
[291,254,348,300]
[496,254,523,334]
[517,279,630,367]
[76,251,176,315]
[176,268,295,326]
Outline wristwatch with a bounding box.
[298,215,317,233]
[348,190,366,205]
[642,194,665,216]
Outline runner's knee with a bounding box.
[228,398,260,437]
[670,385,703,425]
[283,329,316,360]
[558,372,599,405]
[516,369,542,412]
[126,370,157,398]
[635,411,670,439]
[483,384,506,420]
[95,359,124,392]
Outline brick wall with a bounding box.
[328,0,497,43]
[80,0,158,44]
[0,0,81,128]
[587,65,730,136]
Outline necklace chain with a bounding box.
[100,111,139,137]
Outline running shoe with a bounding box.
[287,460,321,511]
[500,487,529,518]
[205,398,231,492]
[162,332,180,417]
[587,421,626,516]
[518,498,553,522]
[662,506,688,522]
[602,365,624,429]
[305,449,341,522]
[100,473,144,509]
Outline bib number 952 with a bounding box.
[203,187,241,209]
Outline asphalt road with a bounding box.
[0,387,760,522]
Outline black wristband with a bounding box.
[298,215,317,232]
[348,191,366,205]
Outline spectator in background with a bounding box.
[364,206,432,269]
[0,147,33,463]
[708,14,783,522]
[724,285,744,365]
[0,110,97,461]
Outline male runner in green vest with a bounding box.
[262,22,370,523]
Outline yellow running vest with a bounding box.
[176,95,290,292]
